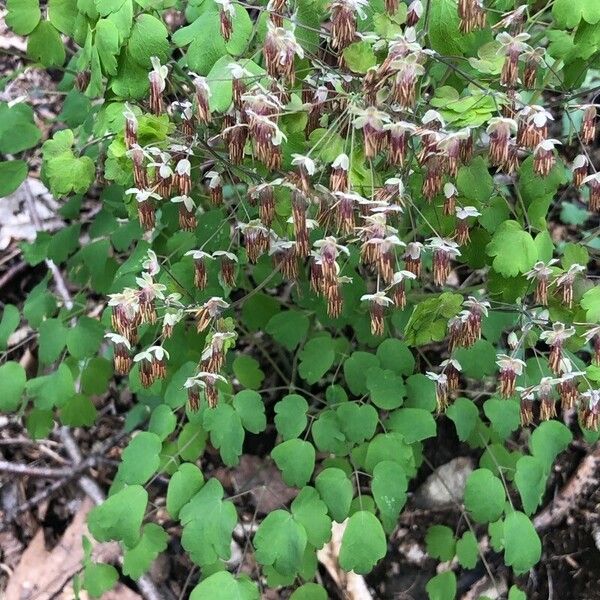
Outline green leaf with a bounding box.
[48,0,78,35]
[426,525,456,561]
[553,0,600,28]
[290,583,328,600]
[337,403,378,443]
[0,160,27,196]
[508,585,527,600]
[177,422,207,461]
[38,318,68,364]
[503,511,541,574]
[128,14,169,68]
[232,355,264,390]
[233,390,266,433]
[582,286,600,322]
[42,129,96,196]
[0,102,41,154]
[66,316,105,359]
[291,487,332,548]
[88,485,147,547]
[483,397,520,439]
[0,305,20,350]
[454,340,497,379]
[122,523,168,580]
[344,351,379,396]
[166,463,204,519]
[26,408,54,439]
[175,5,253,74]
[27,21,66,67]
[179,479,237,566]
[315,468,354,522]
[456,531,478,569]
[457,157,494,203]
[298,335,335,384]
[148,404,177,441]
[27,363,75,409]
[96,18,120,75]
[81,358,112,396]
[312,410,347,454]
[376,339,415,376]
[6,0,41,34]
[515,455,547,515]
[486,221,538,277]
[0,361,27,412]
[404,293,463,346]
[529,420,572,472]
[116,432,162,484]
[274,394,309,440]
[385,408,436,443]
[446,398,479,442]
[339,511,387,574]
[464,469,506,523]
[342,41,377,73]
[272,439,315,487]
[365,432,415,475]
[60,394,97,427]
[83,562,118,598]
[426,571,457,600]
[254,510,308,576]
[366,367,405,409]
[203,403,244,466]
[190,572,259,600]
[266,310,310,350]
[372,461,407,532]
[428,0,465,56]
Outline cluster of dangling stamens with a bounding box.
[108,0,600,420]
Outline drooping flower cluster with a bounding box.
[104,1,599,429]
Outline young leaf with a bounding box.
[254,510,308,576]
[233,390,266,433]
[339,511,387,574]
[464,469,506,523]
[385,408,437,443]
[298,335,335,384]
[190,572,259,600]
[166,463,204,519]
[372,461,408,532]
[272,439,316,488]
[0,160,28,196]
[446,398,479,442]
[87,485,147,547]
[83,562,118,598]
[203,403,245,466]
[179,479,237,566]
[0,361,26,412]
[426,571,457,600]
[486,221,537,277]
[274,394,309,440]
[514,455,547,515]
[426,525,456,561]
[503,511,542,574]
[456,531,479,569]
[122,523,168,580]
[291,487,332,549]
[315,468,354,523]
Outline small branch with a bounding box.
[0,459,80,478]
